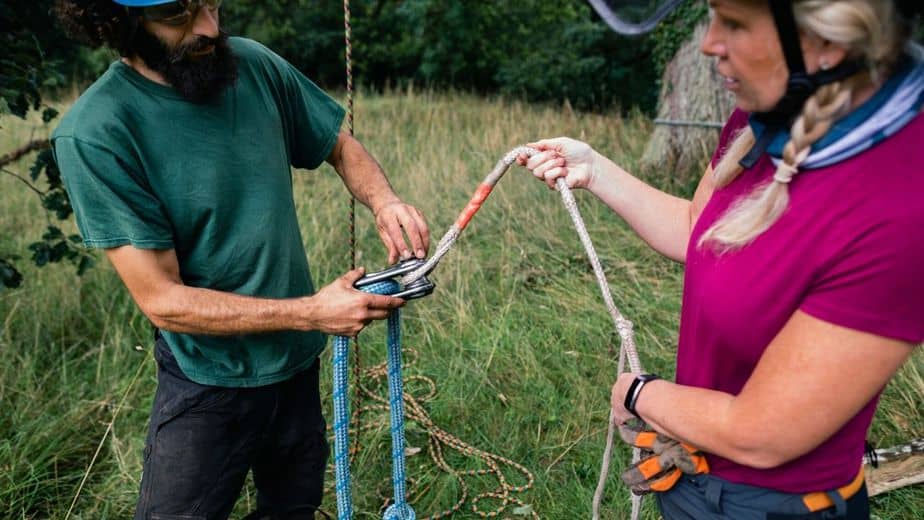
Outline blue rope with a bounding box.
[333,279,416,520]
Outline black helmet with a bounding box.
[588,0,915,166]
[589,1,922,36]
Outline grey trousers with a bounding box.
[656,473,869,520]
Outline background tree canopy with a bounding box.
[2,0,687,288]
[4,0,920,287]
[1,0,87,289]
[219,0,662,112]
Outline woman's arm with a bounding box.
[613,311,914,468]
[520,138,715,262]
[590,153,715,262]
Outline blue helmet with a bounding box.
[112,1,178,6]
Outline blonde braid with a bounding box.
[711,127,756,189]
[698,0,907,252]
[699,79,856,251]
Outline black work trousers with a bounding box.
[134,338,329,520]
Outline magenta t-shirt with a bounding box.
[678,108,924,493]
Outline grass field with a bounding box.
[1,89,922,519]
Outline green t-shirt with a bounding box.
[51,37,345,387]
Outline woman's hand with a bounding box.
[516,137,598,190]
[611,372,640,424]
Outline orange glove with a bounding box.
[618,422,709,495]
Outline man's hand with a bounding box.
[305,268,406,337]
[325,132,430,264]
[374,201,429,264]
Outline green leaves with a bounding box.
[0,3,93,289]
[651,0,709,79]
[221,0,661,112]
[1,258,23,289]
[26,227,92,274]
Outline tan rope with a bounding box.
[343,0,368,464]
[553,175,643,520]
[327,347,537,519]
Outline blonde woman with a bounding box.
[520,1,922,518]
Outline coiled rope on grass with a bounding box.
[327,346,538,519]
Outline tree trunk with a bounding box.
[641,22,735,188]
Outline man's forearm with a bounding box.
[146,283,314,335]
[333,133,400,213]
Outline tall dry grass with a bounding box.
[0,88,921,518]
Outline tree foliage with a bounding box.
[1,0,669,288]
[1,2,93,289]
[221,0,660,112]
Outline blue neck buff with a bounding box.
[746,53,924,170]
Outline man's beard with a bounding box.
[131,27,239,104]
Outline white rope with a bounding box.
[404,146,646,520]
[554,176,643,520]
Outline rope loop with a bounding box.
[383,503,416,520]
[403,147,645,520]
[336,146,647,520]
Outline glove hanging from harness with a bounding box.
[618,422,710,495]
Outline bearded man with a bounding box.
[51,1,430,518]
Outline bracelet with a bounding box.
[623,373,661,419]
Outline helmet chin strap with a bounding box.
[739,0,864,169]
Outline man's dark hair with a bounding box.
[54,1,240,103]
[53,0,137,56]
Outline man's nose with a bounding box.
[191,4,220,39]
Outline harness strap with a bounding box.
[705,476,724,514]
[801,467,865,513]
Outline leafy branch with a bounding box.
[0,3,98,290]
[0,143,95,289]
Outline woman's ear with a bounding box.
[801,32,849,73]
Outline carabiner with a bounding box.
[354,258,436,300]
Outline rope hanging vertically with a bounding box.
[343,0,355,268]
[333,279,416,520]
[343,0,367,463]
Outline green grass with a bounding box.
[1,89,921,519]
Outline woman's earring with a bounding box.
[820,59,831,71]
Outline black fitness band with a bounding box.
[624,373,661,419]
